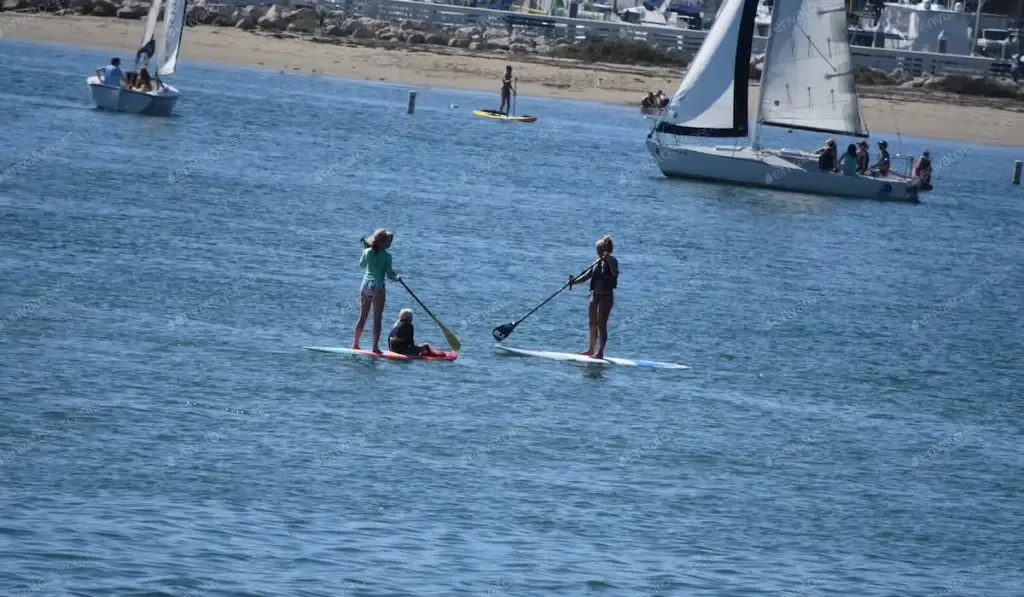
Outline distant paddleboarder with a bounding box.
[499,65,515,116]
[353,229,400,354]
[568,235,618,359]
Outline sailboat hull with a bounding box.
[87,76,179,117]
[646,139,920,203]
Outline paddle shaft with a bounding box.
[398,278,461,351]
[513,78,517,116]
[399,279,437,321]
[509,257,602,328]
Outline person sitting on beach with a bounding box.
[914,150,933,190]
[97,57,124,87]
[855,141,870,174]
[388,309,438,357]
[839,144,859,176]
[868,140,891,176]
[816,138,838,171]
[499,65,515,116]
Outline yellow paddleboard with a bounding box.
[473,109,537,123]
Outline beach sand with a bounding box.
[3,13,1022,146]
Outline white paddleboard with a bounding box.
[494,344,689,370]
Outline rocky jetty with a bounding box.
[4,0,1021,97]
[2,0,684,66]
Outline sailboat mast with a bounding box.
[750,0,779,150]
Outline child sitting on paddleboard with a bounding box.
[568,235,618,359]
[353,229,399,354]
[388,309,437,357]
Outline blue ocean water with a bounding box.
[1,39,1023,596]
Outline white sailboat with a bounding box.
[646,0,921,202]
[86,0,188,116]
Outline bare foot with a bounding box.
[371,346,383,354]
[352,344,360,350]
[578,350,593,356]
[593,353,604,360]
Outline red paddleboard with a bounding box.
[303,346,457,361]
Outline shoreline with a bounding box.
[2,13,1023,146]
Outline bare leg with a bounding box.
[593,294,614,360]
[370,288,386,353]
[353,291,371,349]
[579,294,598,356]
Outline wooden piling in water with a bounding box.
[1013,161,1022,185]
[407,91,416,115]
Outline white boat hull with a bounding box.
[646,140,920,203]
[87,76,180,117]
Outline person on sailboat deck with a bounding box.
[868,140,891,177]
[816,139,838,172]
[134,68,154,93]
[657,90,670,109]
[97,57,123,87]
[499,65,515,115]
[855,141,870,174]
[839,144,859,176]
[641,92,657,110]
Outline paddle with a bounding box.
[491,257,602,342]
[398,278,461,352]
[512,77,518,116]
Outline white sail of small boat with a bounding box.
[646,0,920,202]
[86,0,188,117]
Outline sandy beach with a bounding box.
[3,13,1023,146]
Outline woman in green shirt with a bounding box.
[353,229,400,353]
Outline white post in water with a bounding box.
[407,91,416,115]
[1014,160,1022,185]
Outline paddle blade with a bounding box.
[492,322,516,342]
[441,325,462,352]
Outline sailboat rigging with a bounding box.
[646,0,920,202]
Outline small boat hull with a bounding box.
[646,139,920,203]
[87,76,179,117]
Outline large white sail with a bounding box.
[757,0,868,137]
[140,0,162,49]
[653,0,759,137]
[156,0,188,77]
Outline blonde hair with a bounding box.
[596,235,613,255]
[368,228,394,250]
[398,309,413,322]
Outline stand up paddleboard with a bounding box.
[303,346,458,362]
[473,109,537,123]
[494,345,688,370]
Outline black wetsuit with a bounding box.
[590,257,618,297]
[500,73,513,114]
[388,321,418,355]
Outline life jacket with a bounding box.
[388,321,416,355]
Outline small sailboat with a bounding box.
[646,0,920,202]
[86,0,187,116]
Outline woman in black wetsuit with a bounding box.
[569,235,618,359]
